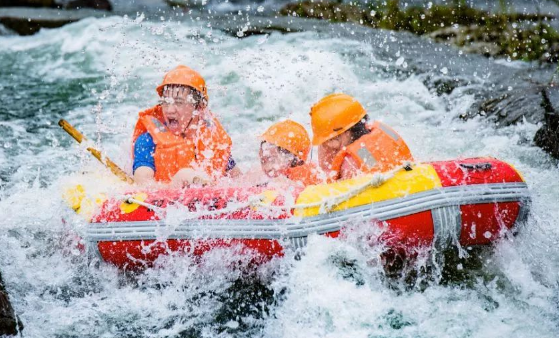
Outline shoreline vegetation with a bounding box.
[280,0,559,63]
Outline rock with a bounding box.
[462,42,502,58]
[534,85,559,159]
[0,7,108,35]
[469,86,548,125]
[0,272,22,336]
[64,0,112,11]
[541,43,559,63]
[430,25,505,57]
[422,75,472,96]
[280,1,367,24]
[0,23,17,36]
[546,84,559,113]
[0,16,79,35]
[0,0,112,10]
[0,0,56,7]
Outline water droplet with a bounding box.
[225,320,239,329]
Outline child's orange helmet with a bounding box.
[260,120,311,161]
[310,94,367,145]
[156,65,208,101]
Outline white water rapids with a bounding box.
[0,13,558,337]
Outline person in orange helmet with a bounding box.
[132,65,240,186]
[310,93,414,181]
[259,120,321,186]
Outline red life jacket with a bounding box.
[132,105,232,182]
[329,121,413,181]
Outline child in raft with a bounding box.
[132,65,240,187]
[258,120,321,187]
[309,93,414,181]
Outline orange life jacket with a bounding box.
[282,163,321,186]
[132,105,232,182]
[329,121,413,181]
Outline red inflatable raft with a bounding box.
[85,158,530,269]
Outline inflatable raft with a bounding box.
[80,158,529,269]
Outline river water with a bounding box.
[0,10,559,338]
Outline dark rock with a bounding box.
[0,16,78,35]
[0,23,17,36]
[546,84,559,113]
[0,7,108,35]
[469,86,548,125]
[429,25,502,57]
[0,0,56,7]
[534,85,559,159]
[0,0,112,10]
[422,76,472,96]
[0,272,23,336]
[65,0,112,11]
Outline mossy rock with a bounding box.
[280,1,367,23]
[280,1,559,62]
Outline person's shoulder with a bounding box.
[135,132,154,146]
[139,105,162,117]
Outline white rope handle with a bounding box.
[295,161,415,213]
[120,162,415,218]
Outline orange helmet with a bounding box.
[260,120,311,161]
[309,93,367,145]
[156,65,208,101]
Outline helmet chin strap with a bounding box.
[180,116,194,138]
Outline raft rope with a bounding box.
[295,161,414,213]
[121,162,415,219]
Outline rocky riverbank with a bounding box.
[280,0,559,63]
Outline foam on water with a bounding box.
[0,14,558,337]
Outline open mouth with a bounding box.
[167,118,179,128]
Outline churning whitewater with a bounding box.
[0,14,558,337]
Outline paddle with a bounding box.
[58,119,134,184]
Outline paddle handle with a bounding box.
[58,119,134,184]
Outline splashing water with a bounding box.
[0,14,559,337]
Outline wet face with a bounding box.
[259,142,296,178]
[160,86,199,135]
[318,131,352,171]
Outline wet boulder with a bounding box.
[534,85,559,159]
[63,0,112,11]
[469,85,548,125]
[0,273,22,336]
[0,0,112,10]
[0,7,108,35]
[0,0,56,6]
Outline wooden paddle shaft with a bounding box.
[58,119,134,184]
